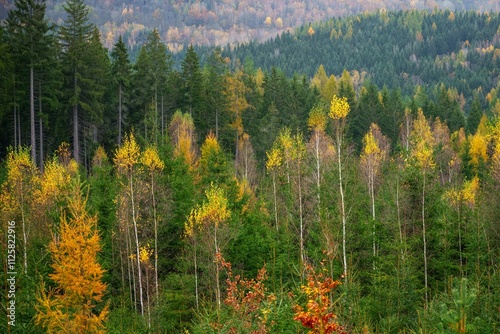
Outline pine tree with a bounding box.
[181,45,205,134]
[6,0,54,166]
[35,180,108,333]
[59,0,95,162]
[132,29,171,143]
[111,35,131,146]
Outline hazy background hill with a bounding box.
[2,0,500,52]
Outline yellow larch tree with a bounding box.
[409,108,435,306]
[329,95,350,279]
[169,110,197,170]
[35,180,108,333]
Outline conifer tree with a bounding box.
[132,29,171,142]
[111,35,131,146]
[59,0,95,162]
[6,0,53,165]
[182,45,205,133]
[36,180,108,333]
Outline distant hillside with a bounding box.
[223,10,500,102]
[2,0,500,52]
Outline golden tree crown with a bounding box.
[329,95,350,120]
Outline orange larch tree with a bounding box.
[35,180,108,333]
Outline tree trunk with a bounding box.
[422,171,428,306]
[30,66,36,165]
[130,172,144,317]
[118,84,122,146]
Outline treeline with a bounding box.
[3,0,500,333]
[224,10,500,103]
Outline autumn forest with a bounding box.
[3,0,500,333]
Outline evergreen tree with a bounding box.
[111,35,131,146]
[131,29,171,143]
[59,0,96,163]
[181,45,205,136]
[6,0,54,166]
[466,94,483,135]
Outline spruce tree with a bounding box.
[131,29,171,143]
[181,45,204,135]
[59,0,95,163]
[6,0,53,165]
[111,35,131,146]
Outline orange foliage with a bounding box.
[36,182,108,333]
[293,265,345,334]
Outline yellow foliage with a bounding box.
[362,128,381,156]
[308,26,315,36]
[36,183,108,333]
[445,176,480,209]
[114,132,140,173]
[142,146,165,172]
[329,95,350,120]
[266,146,282,172]
[35,157,71,205]
[92,146,108,168]
[308,105,328,132]
[469,133,488,168]
[185,183,231,237]
[201,132,221,159]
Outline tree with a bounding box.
[186,184,231,312]
[59,0,96,162]
[6,0,55,167]
[114,132,145,317]
[131,29,171,143]
[329,95,350,279]
[410,108,435,305]
[35,180,108,333]
[111,35,131,146]
[141,145,164,301]
[181,45,204,134]
[360,124,386,261]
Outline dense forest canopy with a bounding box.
[1,0,500,51]
[3,1,500,333]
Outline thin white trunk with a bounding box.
[38,81,44,172]
[336,130,347,279]
[298,158,305,273]
[193,240,199,310]
[151,173,159,301]
[73,71,79,162]
[422,171,428,306]
[30,66,36,165]
[118,84,122,145]
[130,173,144,316]
[315,130,321,220]
[273,172,278,231]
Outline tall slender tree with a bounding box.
[59,0,94,162]
[111,35,131,146]
[6,0,53,165]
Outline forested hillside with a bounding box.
[1,0,499,51]
[3,1,500,333]
[224,10,500,102]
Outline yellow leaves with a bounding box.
[142,146,165,172]
[445,176,480,209]
[266,146,282,172]
[170,110,197,168]
[36,182,108,333]
[362,127,381,156]
[308,105,328,132]
[114,132,140,173]
[6,147,37,182]
[329,95,350,120]
[139,245,153,263]
[469,132,488,168]
[307,26,315,36]
[35,157,71,205]
[185,184,231,237]
[201,132,222,159]
[413,140,435,170]
[410,109,435,170]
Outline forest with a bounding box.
[2,0,500,333]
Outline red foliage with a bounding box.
[293,265,346,334]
